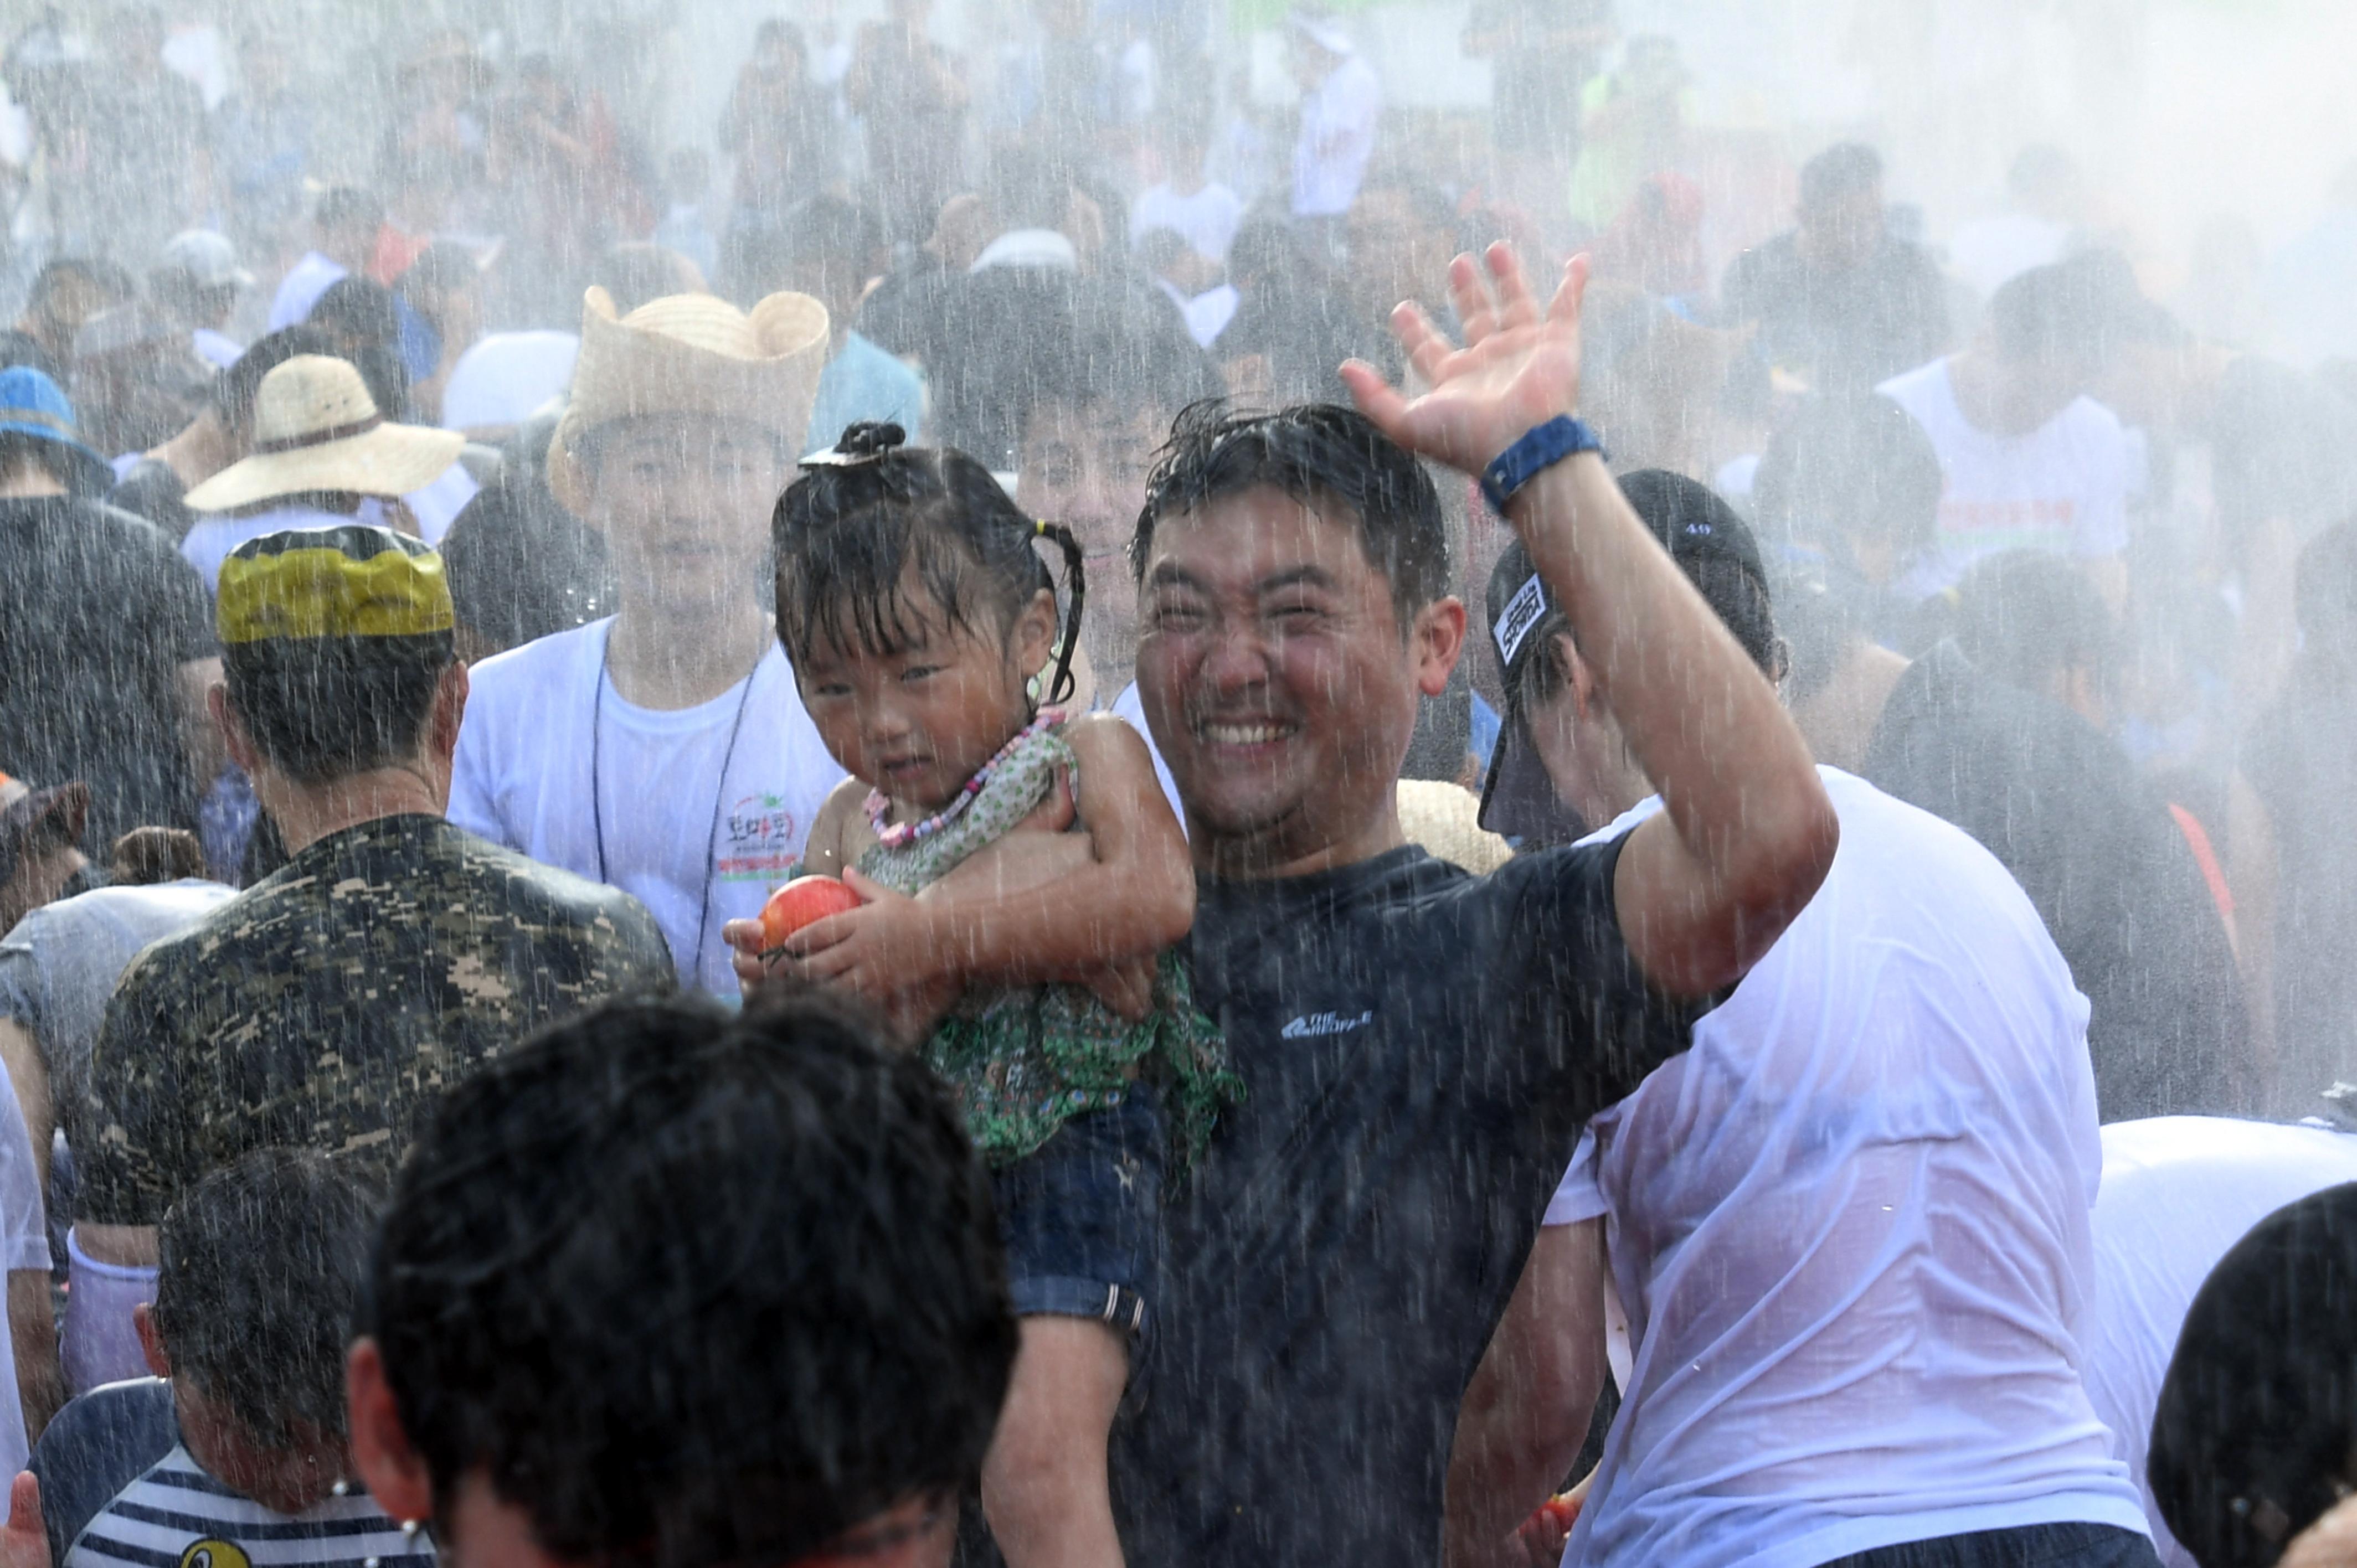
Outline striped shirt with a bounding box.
[65,1443,433,1568]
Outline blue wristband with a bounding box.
[1480,416,1607,515]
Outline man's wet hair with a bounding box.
[1753,392,1944,558]
[2148,1181,2357,1568]
[153,1149,380,1451]
[1988,249,2183,368]
[1797,142,1882,218]
[1135,401,1451,628]
[223,633,454,786]
[315,185,383,235]
[363,993,1015,1568]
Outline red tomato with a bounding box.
[759,875,863,950]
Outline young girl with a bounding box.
[760,421,1237,1568]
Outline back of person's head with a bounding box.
[362,992,1016,1568]
[218,527,457,786]
[310,276,399,348]
[1949,547,2115,700]
[775,422,1084,703]
[393,242,479,315]
[588,243,708,318]
[1138,401,1449,627]
[775,195,882,299]
[24,257,124,323]
[108,826,205,885]
[2287,515,2357,689]
[1753,392,1944,560]
[2149,1182,2357,1568]
[153,1149,379,1450]
[1797,142,1882,219]
[315,186,384,236]
[1988,248,2178,370]
[988,145,1079,236]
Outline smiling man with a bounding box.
[449,287,848,997]
[1100,248,1839,1566]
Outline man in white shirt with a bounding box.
[2082,1116,2357,1568]
[449,286,845,998]
[1448,476,2157,1568]
[1130,116,1246,267]
[1879,254,2143,608]
[1287,13,1381,225]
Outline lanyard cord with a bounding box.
[589,624,761,985]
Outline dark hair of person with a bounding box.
[1988,249,2183,367]
[774,423,1085,705]
[589,243,703,318]
[1797,142,1883,216]
[315,185,384,235]
[362,992,1015,1568]
[0,431,70,488]
[222,633,455,786]
[310,276,399,349]
[24,257,127,319]
[2148,1181,2357,1568]
[1753,393,1944,559]
[109,826,205,885]
[214,325,333,437]
[1135,401,1451,628]
[393,243,480,315]
[152,1149,380,1450]
[966,277,1221,469]
[1949,548,2116,700]
[0,330,62,382]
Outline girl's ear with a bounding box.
[1013,586,1059,678]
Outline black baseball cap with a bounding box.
[2148,1180,2357,1568]
[1478,470,1771,845]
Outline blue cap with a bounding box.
[0,365,114,496]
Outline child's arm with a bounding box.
[784,715,1194,1000]
[797,777,874,881]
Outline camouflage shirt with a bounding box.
[75,813,674,1225]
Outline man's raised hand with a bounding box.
[1339,245,1591,479]
[2,1473,48,1568]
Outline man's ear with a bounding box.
[132,1303,169,1380]
[1412,596,1467,699]
[346,1339,435,1524]
[209,682,260,777]
[1560,632,1606,724]
[428,662,471,766]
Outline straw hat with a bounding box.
[545,286,830,518]
[186,356,465,513]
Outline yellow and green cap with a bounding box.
[217,525,454,646]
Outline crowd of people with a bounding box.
[0,2,2348,1567]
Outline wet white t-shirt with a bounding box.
[1545,768,2148,1568]
[1109,681,1182,828]
[2082,1116,2357,1568]
[449,618,845,998]
[1879,355,2130,599]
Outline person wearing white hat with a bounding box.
[178,355,465,595]
[448,287,847,998]
[152,230,255,372]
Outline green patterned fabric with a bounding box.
[858,719,1241,1168]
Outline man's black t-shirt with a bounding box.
[1863,641,2248,1120]
[1721,231,1951,396]
[1112,835,1708,1568]
[0,496,214,845]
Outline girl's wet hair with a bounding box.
[773,421,1084,705]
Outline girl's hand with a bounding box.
[779,869,963,1040]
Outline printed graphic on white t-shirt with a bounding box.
[449,618,845,999]
[1879,355,2130,600]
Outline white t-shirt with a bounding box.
[1291,54,1381,218]
[449,618,845,997]
[2082,1116,2357,1568]
[0,1060,45,1479]
[1109,680,1182,829]
[439,330,580,433]
[1130,180,1246,263]
[1155,278,1241,349]
[1879,356,2130,599]
[1948,213,2071,301]
[1545,767,2147,1568]
[266,250,346,332]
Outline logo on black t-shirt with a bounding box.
[1281,1009,1375,1039]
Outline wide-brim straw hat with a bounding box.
[187,355,465,513]
[545,286,831,518]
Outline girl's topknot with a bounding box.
[773,432,1087,707]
